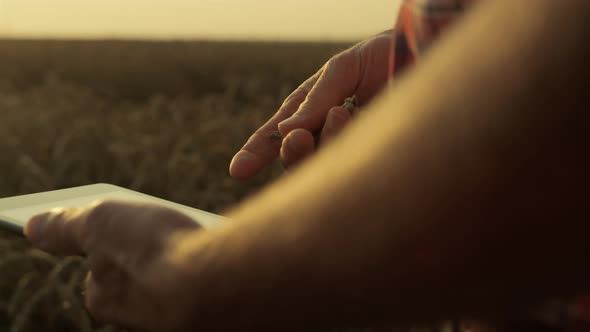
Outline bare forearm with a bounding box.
[172,0,590,328]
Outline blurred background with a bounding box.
[0,1,400,331]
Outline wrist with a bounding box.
[157,229,214,330]
[162,226,261,329]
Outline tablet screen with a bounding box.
[0,190,221,230]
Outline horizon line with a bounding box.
[0,33,365,44]
[0,37,358,44]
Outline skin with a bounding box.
[24,202,202,331]
[24,0,590,330]
[229,30,391,177]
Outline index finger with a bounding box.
[229,70,322,179]
[277,49,360,136]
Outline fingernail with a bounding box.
[324,109,344,132]
[279,115,305,130]
[25,213,51,242]
[229,151,258,178]
[331,108,349,122]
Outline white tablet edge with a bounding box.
[0,183,224,234]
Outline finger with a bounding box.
[84,272,125,324]
[280,128,316,170]
[85,267,162,331]
[278,49,360,136]
[229,69,323,179]
[319,106,352,144]
[87,253,126,286]
[25,206,87,256]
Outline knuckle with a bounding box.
[48,207,67,222]
[150,208,187,226]
[44,208,67,237]
[84,200,119,243]
[325,49,357,76]
[290,87,308,104]
[326,53,345,71]
[279,87,307,112]
[160,211,197,231]
[87,200,116,222]
[324,57,339,74]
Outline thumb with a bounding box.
[25,206,88,256]
[278,49,360,136]
[25,201,198,257]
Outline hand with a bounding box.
[24,201,202,332]
[230,30,392,179]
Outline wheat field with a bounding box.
[0,39,357,332]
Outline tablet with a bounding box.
[0,183,223,234]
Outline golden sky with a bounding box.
[0,0,401,41]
